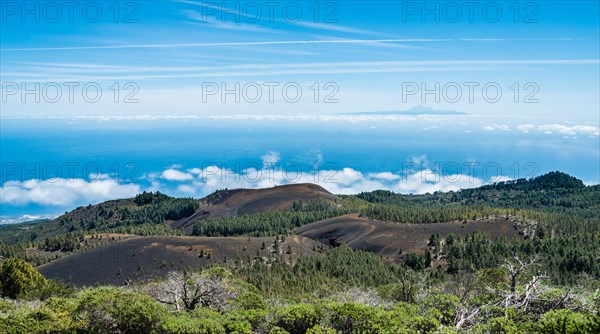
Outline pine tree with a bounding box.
[425,250,432,268]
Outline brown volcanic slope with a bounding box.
[38,235,322,287]
[170,183,338,233]
[295,214,522,265]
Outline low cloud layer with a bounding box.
[520,124,600,136]
[0,177,141,206]
[150,162,501,198]
[0,154,514,208]
[161,169,194,181]
[482,123,600,136]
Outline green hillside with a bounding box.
[1,172,599,333]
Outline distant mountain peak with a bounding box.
[407,106,436,112]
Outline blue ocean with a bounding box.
[1,116,598,220]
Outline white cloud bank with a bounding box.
[483,123,600,136]
[0,178,141,206]
[531,124,599,136]
[161,169,194,181]
[1,153,513,208]
[155,164,500,197]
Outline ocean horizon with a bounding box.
[2,115,598,220]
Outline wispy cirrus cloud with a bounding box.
[177,0,384,36]
[4,59,597,82]
[3,38,592,52]
[182,9,280,34]
[290,20,383,36]
[0,38,452,52]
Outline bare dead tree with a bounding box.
[519,274,547,312]
[550,288,572,311]
[495,255,555,316]
[454,255,595,330]
[146,272,185,311]
[452,255,547,329]
[144,270,237,311]
[451,273,485,330]
[502,255,539,294]
[454,305,480,330]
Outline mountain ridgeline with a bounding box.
[1,171,599,333]
[0,171,598,284]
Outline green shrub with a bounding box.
[306,325,341,334]
[0,300,78,334]
[471,317,520,334]
[326,302,383,333]
[224,319,252,334]
[409,316,440,333]
[0,258,47,299]
[75,286,166,333]
[268,327,290,334]
[274,303,322,334]
[235,291,268,310]
[162,314,226,334]
[423,293,460,325]
[536,310,592,334]
[0,299,16,313]
[226,308,269,332]
[0,307,37,334]
[391,302,421,322]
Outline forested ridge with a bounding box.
[1,171,599,333]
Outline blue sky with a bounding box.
[1,1,599,221]
[1,0,599,120]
